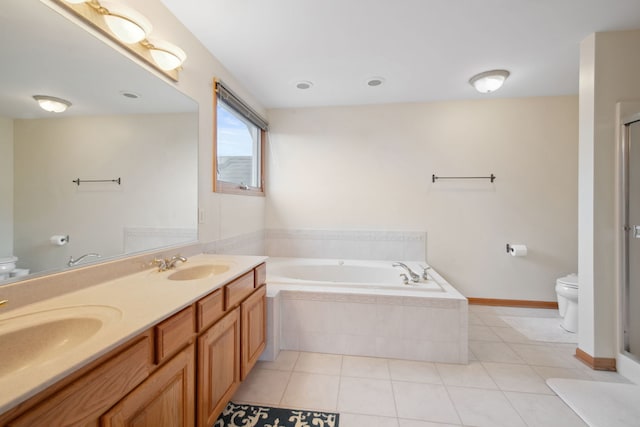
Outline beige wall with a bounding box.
[579,30,640,359]
[267,96,579,301]
[13,113,197,272]
[46,0,267,247]
[126,0,267,243]
[0,117,13,257]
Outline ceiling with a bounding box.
[0,0,196,119]
[161,0,640,109]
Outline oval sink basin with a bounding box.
[0,305,121,377]
[167,264,230,281]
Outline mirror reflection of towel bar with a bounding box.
[72,177,121,186]
[432,174,495,183]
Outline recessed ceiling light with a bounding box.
[120,91,140,99]
[469,69,510,93]
[366,77,385,87]
[295,81,313,90]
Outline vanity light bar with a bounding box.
[54,0,186,81]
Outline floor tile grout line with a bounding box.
[335,354,344,414]
[499,388,536,427]
[277,367,295,408]
[440,379,468,426]
[387,357,401,420]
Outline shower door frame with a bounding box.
[621,112,640,361]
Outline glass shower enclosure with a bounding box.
[622,114,640,360]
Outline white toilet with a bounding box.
[556,273,579,333]
[0,256,18,280]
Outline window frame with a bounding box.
[213,79,266,197]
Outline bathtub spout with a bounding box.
[392,262,420,282]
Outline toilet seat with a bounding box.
[557,274,578,288]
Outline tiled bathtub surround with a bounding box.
[278,291,467,363]
[264,257,468,364]
[265,229,427,261]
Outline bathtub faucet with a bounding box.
[392,262,420,282]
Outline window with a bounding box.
[213,79,267,196]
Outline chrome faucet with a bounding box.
[166,255,187,269]
[153,255,187,272]
[68,253,101,267]
[392,262,420,282]
[420,265,431,280]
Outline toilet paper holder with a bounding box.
[505,243,527,256]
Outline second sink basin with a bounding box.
[0,305,122,377]
[167,264,230,281]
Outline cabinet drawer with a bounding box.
[197,288,224,332]
[155,305,195,364]
[8,335,151,427]
[254,263,266,288]
[225,271,255,309]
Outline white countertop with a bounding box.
[0,254,267,415]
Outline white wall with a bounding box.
[578,30,640,360]
[125,0,266,244]
[0,117,13,258]
[267,96,578,301]
[12,113,197,272]
[45,0,267,249]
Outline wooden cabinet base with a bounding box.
[2,263,267,427]
[241,285,266,380]
[101,344,195,427]
[198,308,241,427]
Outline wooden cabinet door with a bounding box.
[197,308,240,427]
[241,285,266,380]
[8,335,152,427]
[100,344,195,427]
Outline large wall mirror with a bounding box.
[0,0,198,283]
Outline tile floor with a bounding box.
[232,305,632,427]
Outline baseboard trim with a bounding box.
[467,298,558,309]
[575,347,617,371]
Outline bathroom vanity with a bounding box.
[0,255,267,427]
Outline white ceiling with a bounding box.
[161,0,640,109]
[0,0,196,119]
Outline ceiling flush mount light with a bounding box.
[145,39,187,71]
[295,81,313,90]
[469,69,510,93]
[33,95,72,113]
[57,0,186,81]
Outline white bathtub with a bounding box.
[267,258,443,292]
[263,257,468,364]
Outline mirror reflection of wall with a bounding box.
[12,113,198,274]
[0,0,199,281]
